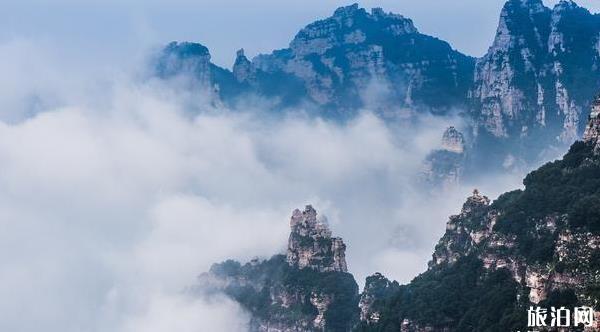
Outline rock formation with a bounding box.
[287,205,348,273]
[441,127,465,154]
[196,206,358,332]
[470,0,600,161]
[422,126,466,187]
[583,94,600,145]
[358,104,600,331]
[251,4,473,114]
[232,48,255,84]
[155,42,213,86]
[155,1,600,179]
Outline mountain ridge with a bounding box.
[154,1,600,183]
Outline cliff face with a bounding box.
[358,105,600,331]
[196,206,359,332]
[156,4,474,116]
[154,41,246,103]
[155,1,600,178]
[250,4,474,115]
[471,0,600,145]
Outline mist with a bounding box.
[0,37,528,332]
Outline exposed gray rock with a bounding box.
[471,0,600,144]
[583,94,600,144]
[441,127,465,154]
[287,205,348,273]
[233,48,255,84]
[196,206,358,332]
[422,127,466,188]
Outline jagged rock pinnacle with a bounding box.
[286,205,348,273]
[441,126,465,153]
[233,48,254,83]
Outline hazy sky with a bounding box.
[1,0,599,67]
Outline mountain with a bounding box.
[155,41,245,102]
[154,1,600,179]
[195,206,359,332]
[249,4,474,116]
[199,99,600,331]
[469,0,600,170]
[358,98,600,331]
[154,4,474,117]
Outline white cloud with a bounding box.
[0,40,526,332]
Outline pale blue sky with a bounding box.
[1,0,599,67]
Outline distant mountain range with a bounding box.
[155,0,600,179]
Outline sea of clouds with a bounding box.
[0,38,526,332]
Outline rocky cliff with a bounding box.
[357,105,600,331]
[156,4,474,116]
[250,4,474,115]
[470,0,600,170]
[156,1,600,179]
[286,206,348,273]
[196,206,359,332]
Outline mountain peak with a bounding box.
[233,48,254,83]
[155,41,212,82]
[333,3,363,18]
[286,205,348,273]
[163,41,210,58]
[554,0,579,11]
[441,126,465,153]
[461,189,490,214]
[502,0,547,13]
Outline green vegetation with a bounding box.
[492,141,600,262]
[357,256,524,332]
[210,255,359,332]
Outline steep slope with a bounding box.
[250,4,474,116]
[154,41,246,103]
[358,99,600,331]
[196,206,359,332]
[470,0,600,170]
